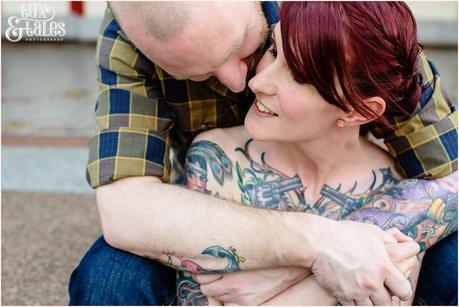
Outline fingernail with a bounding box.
[419,242,426,253]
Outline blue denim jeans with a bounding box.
[68,236,176,305]
[414,232,458,305]
[69,233,457,305]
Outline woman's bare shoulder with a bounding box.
[187,126,251,201]
[192,126,251,158]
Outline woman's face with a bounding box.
[245,24,346,143]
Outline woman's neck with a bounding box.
[265,127,364,200]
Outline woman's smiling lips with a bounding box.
[253,99,279,117]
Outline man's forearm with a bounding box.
[97,176,328,274]
[344,172,457,248]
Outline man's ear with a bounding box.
[342,97,386,127]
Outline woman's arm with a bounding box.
[344,171,458,248]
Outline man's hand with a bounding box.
[309,221,417,305]
[193,267,309,305]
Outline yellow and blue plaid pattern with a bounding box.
[86,4,457,188]
[372,52,457,179]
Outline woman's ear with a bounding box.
[341,97,386,127]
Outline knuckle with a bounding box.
[362,276,378,291]
[335,294,345,302]
[379,263,389,275]
[333,288,348,301]
[344,287,362,301]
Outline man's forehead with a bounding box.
[158,41,218,72]
[158,22,245,75]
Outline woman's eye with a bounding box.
[268,47,277,57]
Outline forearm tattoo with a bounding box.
[176,272,210,305]
[150,245,245,306]
[146,245,245,274]
[345,175,457,247]
[179,139,457,304]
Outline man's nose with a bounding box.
[216,61,248,93]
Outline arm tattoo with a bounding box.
[152,246,245,306]
[186,140,233,195]
[176,271,210,305]
[345,174,458,246]
[148,245,245,274]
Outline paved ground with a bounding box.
[2,191,100,305]
[1,42,457,305]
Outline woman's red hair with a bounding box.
[280,2,422,127]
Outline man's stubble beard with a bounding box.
[246,8,271,75]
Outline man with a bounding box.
[69,2,457,305]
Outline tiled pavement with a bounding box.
[1,43,457,305]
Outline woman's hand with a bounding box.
[384,228,422,305]
[192,267,309,305]
[385,228,420,277]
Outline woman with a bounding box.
[179,2,455,305]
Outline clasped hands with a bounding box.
[192,227,420,306]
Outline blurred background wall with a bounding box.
[1,1,457,305]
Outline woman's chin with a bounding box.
[244,115,273,142]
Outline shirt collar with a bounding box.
[261,1,280,26]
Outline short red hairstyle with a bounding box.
[280,2,422,127]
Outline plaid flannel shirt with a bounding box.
[86,3,457,188]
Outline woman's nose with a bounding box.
[248,69,275,95]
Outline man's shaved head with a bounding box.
[109,1,190,42]
[108,1,269,93]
